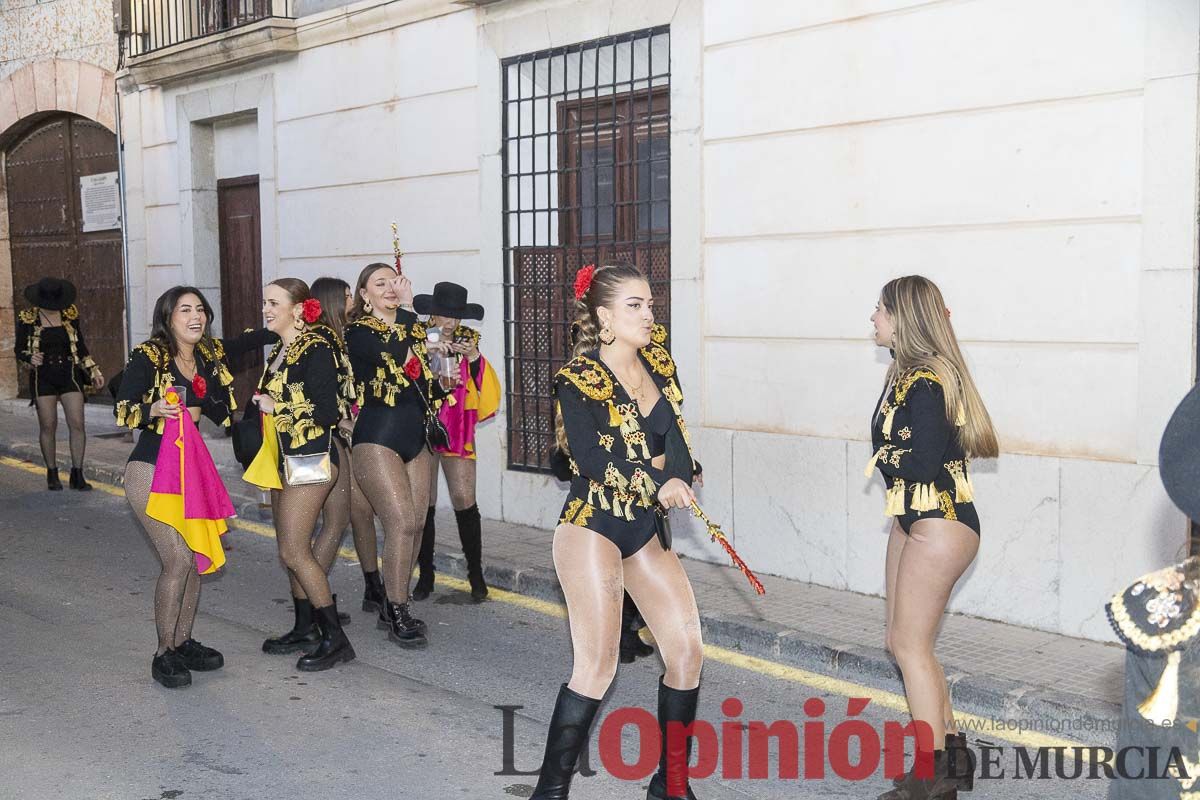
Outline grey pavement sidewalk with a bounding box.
[0,397,1127,745]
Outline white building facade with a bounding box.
[114,0,1200,643]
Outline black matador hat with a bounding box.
[1159,381,1200,521]
[413,282,484,321]
[24,277,77,311]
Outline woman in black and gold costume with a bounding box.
[309,277,386,612]
[345,263,442,648]
[248,278,354,672]
[867,275,997,800]
[114,286,238,689]
[529,263,704,800]
[15,277,105,491]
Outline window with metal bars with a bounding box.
[502,26,671,472]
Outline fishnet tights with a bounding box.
[34,391,87,468]
[427,453,478,511]
[125,461,200,655]
[269,466,338,609]
[353,444,433,601]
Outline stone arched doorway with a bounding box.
[4,113,125,399]
[0,58,122,399]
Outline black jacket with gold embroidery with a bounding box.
[553,324,698,521]
[15,305,101,398]
[114,337,238,464]
[344,310,444,412]
[309,323,357,420]
[865,368,975,517]
[1106,558,1200,799]
[257,330,342,457]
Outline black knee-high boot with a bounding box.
[456,504,487,602]
[413,507,436,601]
[620,592,654,663]
[647,677,700,800]
[530,683,602,800]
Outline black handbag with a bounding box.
[653,505,672,551]
[416,383,449,451]
[231,403,264,471]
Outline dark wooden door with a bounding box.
[217,175,263,409]
[6,114,125,400]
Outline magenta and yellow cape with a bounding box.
[145,409,236,575]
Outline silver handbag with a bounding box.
[283,450,332,487]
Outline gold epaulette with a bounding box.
[895,369,941,404]
[650,323,668,345]
[454,325,481,347]
[410,321,427,341]
[1107,557,1200,725]
[555,355,614,402]
[62,305,78,321]
[639,341,675,378]
[284,330,330,365]
[18,308,36,325]
[349,315,392,335]
[133,341,169,369]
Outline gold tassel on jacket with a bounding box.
[607,400,622,428]
[884,480,906,516]
[882,407,897,439]
[864,447,888,478]
[1138,650,1182,726]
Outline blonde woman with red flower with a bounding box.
[344,263,445,647]
[244,278,354,671]
[530,263,704,800]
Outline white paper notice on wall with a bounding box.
[80,172,121,232]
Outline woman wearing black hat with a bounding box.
[410,282,500,603]
[15,277,105,491]
[344,263,445,647]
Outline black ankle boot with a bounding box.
[175,638,224,671]
[262,596,321,654]
[68,467,92,491]
[379,600,427,647]
[620,593,654,663]
[413,507,436,601]
[46,468,62,491]
[456,504,488,602]
[362,570,386,613]
[892,733,974,791]
[647,678,700,800]
[878,750,958,800]
[530,683,602,799]
[297,600,356,671]
[151,649,191,689]
[332,593,351,625]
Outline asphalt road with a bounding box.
[0,459,1103,799]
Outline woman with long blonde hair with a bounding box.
[867,275,996,800]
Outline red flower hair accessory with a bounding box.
[573,264,597,301]
[301,298,323,324]
[191,374,207,400]
[404,356,422,380]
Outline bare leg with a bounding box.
[889,518,978,746]
[551,523,624,699]
[59,391,87,467]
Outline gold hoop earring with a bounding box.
[600,325,615,346]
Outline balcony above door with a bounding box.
[123,0,297,86]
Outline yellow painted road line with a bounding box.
[0,455,1105,752]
